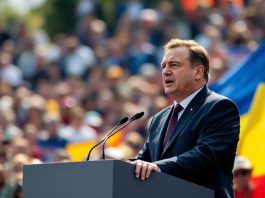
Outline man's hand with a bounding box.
[131,160,160,181]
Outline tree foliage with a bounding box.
[26,0,183,38]
[32,0,77,38]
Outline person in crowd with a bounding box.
[58,106,98,143]
[0,51,22,88]
[233,155,265,198]
[38,114,68,161]
[0,164,14,198]
[131,39,240,198]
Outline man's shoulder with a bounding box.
[208,90,237,105]
[205,90,240,115]
[190,86,238,109]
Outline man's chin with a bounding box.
[164,89,175,96]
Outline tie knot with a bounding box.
[173,104,183,114]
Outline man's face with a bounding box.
[233,169,252,190]
[161,46,199,101]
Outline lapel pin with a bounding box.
[190,108,193,111]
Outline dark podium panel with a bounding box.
[23,160,214,198]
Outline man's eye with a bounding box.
[173,62,181,66]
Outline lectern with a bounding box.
[23,160,214,198]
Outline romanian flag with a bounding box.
[237,84,265,195]
[210,41,265,115]
[66,141,96,161]
[66,129,124,161]
[210,41,265,191]
[238,84,265,175]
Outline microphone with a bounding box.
[86,116,128,161]
[101,111,144,160]
[129,111,144,121]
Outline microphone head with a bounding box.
[130,111,144,120]
[119,117,129,124]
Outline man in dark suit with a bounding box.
[131,39,240,198]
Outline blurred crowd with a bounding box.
[0,0,265,197]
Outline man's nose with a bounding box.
[162,66,171,75]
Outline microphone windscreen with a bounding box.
[132,111,144,120]
[120,117,129,124]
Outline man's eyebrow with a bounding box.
[161,60,180,63]
[167,60,181,64]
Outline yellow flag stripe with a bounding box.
[238,83,265,177]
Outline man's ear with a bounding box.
[194,65,204,80]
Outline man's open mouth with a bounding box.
[165,79,174,85]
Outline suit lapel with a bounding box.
[152,106,173,161]
[162,86,211,156]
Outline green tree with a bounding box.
[32,0,77,38]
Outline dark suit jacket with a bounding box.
[136,86,240,198]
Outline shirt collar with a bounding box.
[174,86,204,110]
